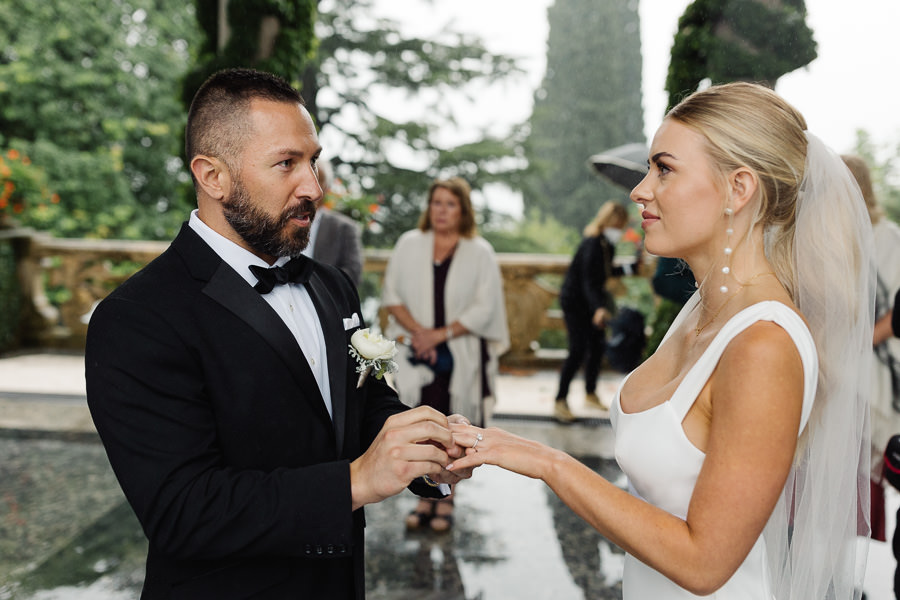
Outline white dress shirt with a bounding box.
[189,210,333,418]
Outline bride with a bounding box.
[448,82,874,599]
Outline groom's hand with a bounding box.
[349,406,454,510]
[425,413,476,483]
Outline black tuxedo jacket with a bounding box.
[86,224,416,599]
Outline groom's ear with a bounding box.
[191,155,231,201]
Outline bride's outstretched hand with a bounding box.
[447,423,555,481]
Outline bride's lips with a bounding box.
[641,210,659,229]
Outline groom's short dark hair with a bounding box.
[185,68,305,181]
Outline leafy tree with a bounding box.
[521,0,645,231]
[482,208,580,254]
[666,0,816,109]
[181,0,317,105]
[853,129,900,222]
[0,0,201,239]
[303,0,526,247]
[180,0,526,249]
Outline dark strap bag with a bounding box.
[883,434,900,491]
[407,343,454,375]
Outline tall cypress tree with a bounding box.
[523,0,644,230]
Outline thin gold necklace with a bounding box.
[694,272,775,336]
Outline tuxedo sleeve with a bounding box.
[85,296,356,562]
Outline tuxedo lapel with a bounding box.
[171,226,333,426]
[305,270,349,453]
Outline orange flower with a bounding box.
[3,181,14,196]
[0,165,9,178]
[7,149,19,160]
[12,203,24,214]
[0,197,7,209]
[50,193,60,204]
[368,203,379,214]
[623,228,643,244]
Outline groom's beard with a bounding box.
[222,177,315,259]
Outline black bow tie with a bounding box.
[249,256,314,293]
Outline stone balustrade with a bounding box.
[8,230,611,367]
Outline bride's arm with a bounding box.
[449,321,803,595]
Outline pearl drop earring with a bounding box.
[721,206,734,293]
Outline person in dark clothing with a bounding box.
[652,257,695,304]
[645,257,696,356]
[554,201,633,422]
[84,68,470,599]
[895,288,900,336]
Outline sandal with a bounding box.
[430,498,454,533]
[405,499,435,531]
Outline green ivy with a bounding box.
[182,0,318,106]
[666,0,816,110]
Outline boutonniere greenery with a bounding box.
[349,328,399,388]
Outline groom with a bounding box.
[85,68,469,599]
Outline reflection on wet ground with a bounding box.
[0,421,626,600]
[0,437,144,600]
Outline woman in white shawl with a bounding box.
[383,176,509,532]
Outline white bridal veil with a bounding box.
[763,132,876,599]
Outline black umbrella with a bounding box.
[588,143,649,190]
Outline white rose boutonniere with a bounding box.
[349,328,399,388]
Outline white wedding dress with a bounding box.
[610,298,818,599]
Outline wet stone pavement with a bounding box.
[0,418,627,600]
[1,353,895,599]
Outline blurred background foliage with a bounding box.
[520,0,645,231]
[0,0,899,359]
[666,0,816,107]
[2,0,898,248]
[0,0,200,239]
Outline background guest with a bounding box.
[302,158,364,285]
[645,256,695,355]
[553,201,632,422]
[382,176,509,532]
[843,154,900,596]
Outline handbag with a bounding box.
[407,343,454,375]
[883,434,900,491]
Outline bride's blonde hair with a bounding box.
[666,82,808,301]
